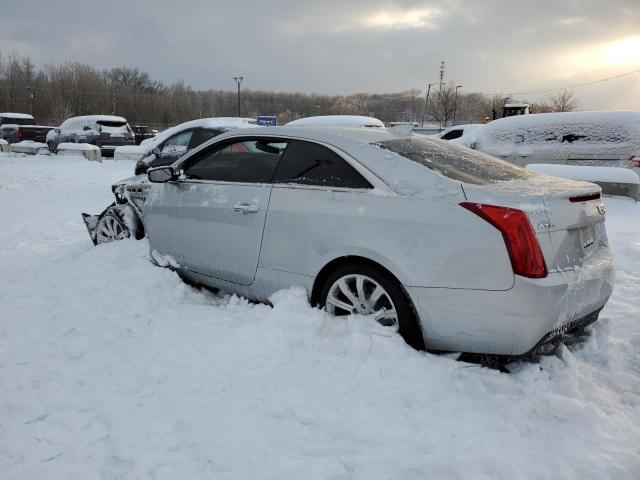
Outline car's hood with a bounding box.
[113,175,148,190]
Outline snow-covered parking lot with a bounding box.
[0,153,639,479]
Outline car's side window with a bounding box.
[163,129,194,148]
[442,129,463,140]
[190,128,222,148]
[272,140,372,189]
[182,138,288,183]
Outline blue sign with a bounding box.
[257,116,277,126]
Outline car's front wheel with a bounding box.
[95,206,141,245]
[320,264,425,350]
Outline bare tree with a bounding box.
[549,89,578,112]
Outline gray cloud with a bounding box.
[1,0,639,109]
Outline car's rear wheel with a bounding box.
[95,206,141,244]
[320,264,425,350]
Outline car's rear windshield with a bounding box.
[1,117,35,126]
[97,120,128,134]
[375,137,533,185]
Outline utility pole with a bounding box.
[198,94,203,118]
[452,85,463,126]
[439,61,445,92]
[233,76,244,117]
[421,82,437,127]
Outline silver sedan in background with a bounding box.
[86,126,614,358]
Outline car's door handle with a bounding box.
[233,203,259,214]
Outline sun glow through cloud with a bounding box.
[362,8,439,29]
[568,36,640,69]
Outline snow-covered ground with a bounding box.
[0,153,639,479]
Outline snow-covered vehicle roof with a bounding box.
[114,117,258,162]
[60,115,128,127]
[457,111,640,147]
[285,115,384,128]
[139,117,256,148]
[0,112,34,120]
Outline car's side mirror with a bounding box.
[151,147,161,156]
[55,128,60,133]
[148,166,177,183]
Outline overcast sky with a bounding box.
[2,0,639,109]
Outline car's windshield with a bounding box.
[375,136,533,185]
[97,120,128,134]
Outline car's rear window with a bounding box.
[375,137,532,185]
[97,120,128,134]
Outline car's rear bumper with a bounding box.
[407,248,615,356]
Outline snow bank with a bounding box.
[56,142,101,161]
[0,154,639,479]
[526,163,640,184]
[286,115,385,128]
[0,138,8,152]
[9,140,48,155]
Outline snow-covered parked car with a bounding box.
[113,117,257,175]
[46,115,135,157]
[286,115,384,128]
[83,127,614,359]
[0,112,54,144]
[432,123,483,141]
[457,111,640,175]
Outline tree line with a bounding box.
[0,51,577,129]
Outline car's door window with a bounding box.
[272,140,372,189]
[442,129,463,140]
[164,130,193,147]
[182,138,288,183]
[190,128,222,148]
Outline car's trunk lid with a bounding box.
[462,174,608,273]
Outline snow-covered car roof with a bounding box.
[0,112,34,120]
[139,117,257,148]
[285,115,384,128]
[60,115,128,128]
[457,111,640,146]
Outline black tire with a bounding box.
[47,142,56,154]
[95,204,143,244]
[319,263,425,350]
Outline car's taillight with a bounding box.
[460,202,547,278]
[628,155,640,168]
[17,127,23,141]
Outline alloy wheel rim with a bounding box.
[326,274,398,328]
[96,215,125,244]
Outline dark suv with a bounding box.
[47,115,135,157]
[131,125,155,144]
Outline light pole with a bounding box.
[28,88,34,116]
[233,76,244,117]
[452,85,462,126]
[421,82,438,127]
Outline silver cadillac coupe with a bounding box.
[84,126,614,358]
